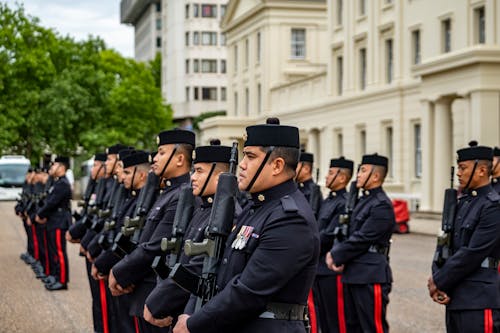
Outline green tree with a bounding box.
[0,3,173,161]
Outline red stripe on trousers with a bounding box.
[134,316,140,333]
[485,309,493,333]
[374,284,384,333]
[55,229,66,284]
[31,225,39,260]
[99,280,110,333]
[336,275,347,333]
[307,289,318,333]
[43,230,50,274]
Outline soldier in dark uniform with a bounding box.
[173,119,319,333]
[93,150,151,333]
[17,168,35,265]
[35,156,72,290]
[326,153,394,333]
[296,151,322,217]
[109,129,195,333]
[428,142,500,333]
[143,142,233,329]
[491,147,500,193]
[66,152,108,333]
[31,167,52,280]
[314,157,353,333]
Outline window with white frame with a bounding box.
[221,87,227,101]
[337,55,343,95]
[442,18,452,53]
[386,39,393,83]
[337,0,343,25]
[414,123,422,178]
[221,60,226,74]
[291,28,306,59]
[385,125,394,177]
[202,32,217,46]
[201,59,217,73]
[412,29,421,65]
[359,47,367,90]
[256,32,261,64]
[201,87,217,100]
[474,6,485,44]
[245,38,249,68]
[201,4,217,18]
[193,32,200,45]
[257,83,262,114]
[193,59,199,73]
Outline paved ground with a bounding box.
[0,201,445,332]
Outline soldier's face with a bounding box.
[326,167,343,190]
[105,154,117,176]
[239,146,272,193]
[115,162,124,182]
[456,160,488,189]
[356,164,373,189]
[153,144,175,177]
[91,161,105,179]
[122,166,135,190]
[191,162,219,196]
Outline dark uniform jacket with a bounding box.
[112,173,190,316]
[298,178,322,217]
[316,189,347,276]
[145,196,213,319]
[37,176,72,231]
[433,184,500,310]
[330,186,394,284]
[94,190,137,275]
[186,179,320,333]
[80,177,115,250]
[492,177,500,193]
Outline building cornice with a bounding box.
[412,46,500,77]
[222,0,326,34]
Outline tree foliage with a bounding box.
[0,4,173,161]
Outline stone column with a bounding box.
[469,90,500,146]
[433,97,453,211]
[420,100,434,212]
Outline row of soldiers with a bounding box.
[16,156,72,290]
[15,118,500,333]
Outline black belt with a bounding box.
[481,257,499,269]
[259,302,307,321]
[368,244,389,256]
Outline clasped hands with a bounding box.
[427,276,450,305]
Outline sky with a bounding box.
[4,0,134,58]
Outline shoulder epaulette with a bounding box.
[281,195,298,213]
[487,191,500,203]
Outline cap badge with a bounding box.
[257,194,265,202]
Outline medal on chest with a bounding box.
[231,225,254,250]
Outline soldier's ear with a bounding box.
[271,157,286,176]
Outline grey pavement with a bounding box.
[0,201,445,332]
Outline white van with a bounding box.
[0,155,31,200]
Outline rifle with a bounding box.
[112,171,160,258]
[152,183,195,279]
[91,178,120,232]
[75,177,96,228]
[433,166,457,268]
[85,177,107,230]
[169,142,238,310]
[98,183,127,250]
[334,171,359,244]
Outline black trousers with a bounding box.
[86,259,104,333]
[111,294,136,333]
[23,218,35,257]
[344,283,391,333]
[35,224,50,274]
[446,308,500,333]
[313,274,347,333]
[47,228,69,284]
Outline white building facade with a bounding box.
[200,0,500,213]
[163,0,229,124]
[120,0,162,62]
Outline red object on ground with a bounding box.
[392,199,410,234]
